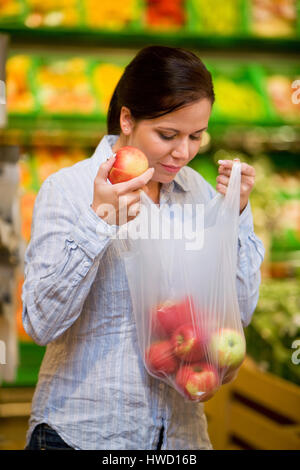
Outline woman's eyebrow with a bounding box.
[157,126,208,133]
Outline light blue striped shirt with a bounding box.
[22,134,264,450]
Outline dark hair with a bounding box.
[107,45,215,135]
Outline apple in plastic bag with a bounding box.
[209,328,246,372]
[221,367,240,385]
[171,323,207,363]
[145,340,179,378]
[175,362,219,401]
[108,146,149,184]
[152,296,196,337]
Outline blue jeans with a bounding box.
[25,423,164,450]
[25,423,74,450]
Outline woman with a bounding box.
[23,45,264,450]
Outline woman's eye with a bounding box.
[158,132,202,141]
[190,134,202,141]
[158,133,176,140]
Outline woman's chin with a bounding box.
[153,173,176,184]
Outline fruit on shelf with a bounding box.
[145,340,179,377]
[93,63,124,114]
[251,0,297,37]
[0,0,23,19]
[6,55,36,113]
[267,75,300,120]
[146,0,185,29]
[20,191,36,243]
[209,328,246,371]
[84,0,139,30]
[175,362,219,401]
[108,146,149,184]
[18,147,86,243]
[34,147,85,186]
[24,0,79,28]
[213,76,265,122]
[191,0,240,35]
[36,57,97,115]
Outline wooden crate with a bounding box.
[0,387,34,450]
[205,356,300,450]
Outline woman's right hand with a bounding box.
[91,155,155,226]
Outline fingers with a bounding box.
[216,182,227,195]
[218,159,256,178]
[95,155,116,183]
[216,174,254,194]
[118,191,141,210]
[216,174,229,186]
[218,167,255,187]
[116,167,155,195]
[128,201,141,218]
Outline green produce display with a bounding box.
[210,64,269,124]
[186,0,245,36]
[1,0,300,39]
[6,53,299,127]
[245,278,300,386]
[35,56,100,117]
[188,153,218,188]
[6,53,130,120]
[1,342,45,387]
[6,54,38,115]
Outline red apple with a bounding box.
[152,296,196,337]
[175,362,219,401]
[108,146,149,184]
[175,364,193,391]
[171,323,207,363]
[145,340,179,378]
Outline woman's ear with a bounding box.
[120,106,134,135]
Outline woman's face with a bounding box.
[118,98,212,184]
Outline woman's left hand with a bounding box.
[216,159,256,214]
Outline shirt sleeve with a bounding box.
[236,201,265,327]
[205,180,265,328]
[22,176,117,346]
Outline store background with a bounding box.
[0,0,299,450]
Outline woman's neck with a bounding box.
[143,180,162,205]
[111,135,125,154]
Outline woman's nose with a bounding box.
[172,139,189,160]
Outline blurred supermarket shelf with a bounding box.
[0,26,300,56]
[0,119,299,154]
[0,117,106,148]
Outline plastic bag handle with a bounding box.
[222,160,241,213]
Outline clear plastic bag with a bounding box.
[120,161,246,402]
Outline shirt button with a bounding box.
[84,262,90,268]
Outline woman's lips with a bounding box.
[160,163,181,173]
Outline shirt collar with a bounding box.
[90,134,190,193]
